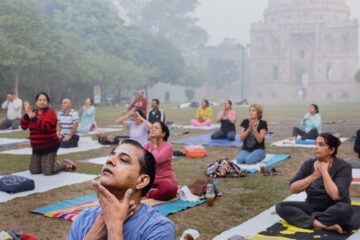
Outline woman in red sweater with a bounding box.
[144,121,178,200]
[21,92,75,175]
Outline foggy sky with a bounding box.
[196,0,360,46]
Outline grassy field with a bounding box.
[0,102,359,239]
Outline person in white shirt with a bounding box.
[0,92,23,129]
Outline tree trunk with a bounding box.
[0,71,12,91]
[14,71,19,96]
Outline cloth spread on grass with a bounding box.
[231,154,290,173]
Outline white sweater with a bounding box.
[1,98,22,120]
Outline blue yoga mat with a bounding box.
[246,154,290,173]
[295,140,315,145]
[171,132,273,147]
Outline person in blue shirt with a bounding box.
[290,104,322,140]
[67,139,176,240]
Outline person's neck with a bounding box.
[310,112,315,116]
[153,107,158,111]
[153,138,163,147]
[85,104,90,109]
[38,108,46,113]
[202,106,207,110]
[64,108,70,115]
[318,156,334,164]
[111,188,142,210]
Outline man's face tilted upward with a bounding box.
[100,144,143,193]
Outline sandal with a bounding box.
[64,159,77,172]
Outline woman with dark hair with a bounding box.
[21,92,76,175]
[78,98,97,134]
[211,100,237,141]
[236,104,268,165]
[144,121,178,201]
[191,99,212,126]
[276,133,353,234]
[116,109,151,146]
[290,104,322,140]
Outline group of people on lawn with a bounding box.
[1,90,357,238]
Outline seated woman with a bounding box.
[144,121,178,201]
[276,133,353,234]
[236,104,267,165]
[78,98,97,134]
[116,109,151,146]
[211,100,236,141]
[291,104,321,140]
[21,92,76,175]
[190,99,212,126]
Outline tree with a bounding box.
[0,0,56,96]
[115,0,208,56]
[207,58,239,88]
[179,65,209,101]
[355,69,360,83]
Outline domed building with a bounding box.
[250,0,359,100]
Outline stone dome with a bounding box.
[264,0,350,24]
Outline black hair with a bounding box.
[153,121,170,141]
[7,91,15,95]
[135,109,146,120]
[203,99,209,107]
[152,99,159,105]
[311,104,319,113]
[89,98,94,105]
[226,99,232,106]
[319,133,341,158]
[119,139,156,196]
[35,92,50,103]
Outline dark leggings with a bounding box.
[60,135,80,148]
[211,130,236,141]
[276,201,354,229]
[292,127,319,140]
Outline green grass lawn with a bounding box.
[0,103,359,239]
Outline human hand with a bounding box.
[57,132,62,139]
[24,101,33,117]
[63,135,71,141]
[92,180,136,226]
[317,160,330,174]
[304,117,309,121]
[7,94,11,101]
[249,119,256,130]
[312,160,322,178]
[84,211,107,240]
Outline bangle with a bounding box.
[305,177,310,184]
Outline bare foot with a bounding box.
[313,219,343,234]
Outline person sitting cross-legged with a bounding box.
[276,133,354,234]
[57,98,80,148]
[66,139,176,240]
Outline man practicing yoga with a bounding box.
[0,92,22,129]
[57,98,80,148]
[276,133,353,234]
[67,139,176,240]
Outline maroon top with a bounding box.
[127,97,148,115]
[21,108,60,154]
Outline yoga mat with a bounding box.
[0,128,23,134]
[272,138,348,148]
[32,180,221,221]
[170,130,189,137]
[78,154,182,166]
[0,138,29,148]
[0,171,98,203]
[250,205,360,240]
[81,128,123,136]
[171,133,273,148]
[181,124,221,130]
[231,154,290,173]
[0,137,106,155]
[214,192,360,240]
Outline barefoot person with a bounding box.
[116,109,151,146]
[290,104,322,140]
[0,92,22,129]
[236,104,267,165]
[66,139,176,240]
[276,133,353,234]
[190,99,212,127]
[78,98,97,134]
[211,100,236,141]
[57,98,80,148]
[144,121,178,201]
[20,92,76,175]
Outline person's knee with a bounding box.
[236,152,246,164]
[275,202,286,217]
[335,203,354,223]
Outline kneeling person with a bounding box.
[57,99,80,148]
[67,139,176,240]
